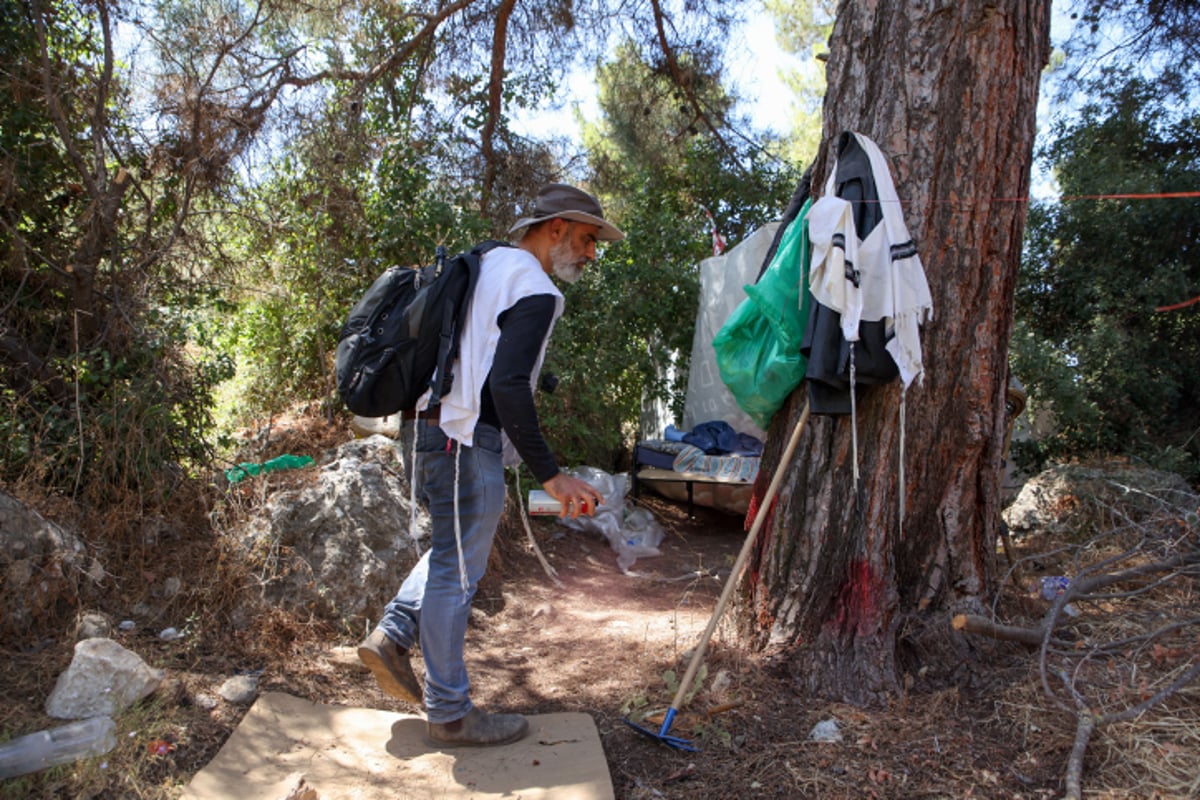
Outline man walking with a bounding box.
[358,184,622,747]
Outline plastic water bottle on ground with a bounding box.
[0,716,117,779]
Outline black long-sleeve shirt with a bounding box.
[478,294,560,483]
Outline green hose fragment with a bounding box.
[225,454,314,483]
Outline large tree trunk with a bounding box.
[741,0,1051,705]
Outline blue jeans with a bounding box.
[376,421,506,723]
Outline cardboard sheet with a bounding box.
[182,692,614,800]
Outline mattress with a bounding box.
[635,439,759,484]
[634,439,691,470]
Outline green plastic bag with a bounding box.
[713,200,813,429]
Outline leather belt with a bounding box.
[402,406,441,423]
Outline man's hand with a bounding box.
[542,472,604,519]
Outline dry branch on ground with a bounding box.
[959,476,1200,800]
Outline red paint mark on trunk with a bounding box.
[744,489,761,532]
[831,559,882,635]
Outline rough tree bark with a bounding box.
[740,0,1051,705]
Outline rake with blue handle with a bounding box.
[623,401,811,751]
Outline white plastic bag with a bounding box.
[556,466,665,572]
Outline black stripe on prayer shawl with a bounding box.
[844,259,861,287]
[890,240,918,260]
[830,233,861,287]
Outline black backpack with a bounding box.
[336,240,511,418]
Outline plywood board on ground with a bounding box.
[182,692,613,800]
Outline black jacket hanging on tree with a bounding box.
[800,132,900,415]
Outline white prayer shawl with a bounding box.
[807,132,934,526]
[807,132,933,388]
[432,246,563,451]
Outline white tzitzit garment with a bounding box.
[413,246,564,592]
[807,132,933,387]
[806,132,934,529]
[434,246,563,447]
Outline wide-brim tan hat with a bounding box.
[507,183,625,242]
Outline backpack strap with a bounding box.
[427,240,514,408]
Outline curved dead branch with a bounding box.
[953,492,1200,800]
[951,612,1048,646]
[288,0,480,91]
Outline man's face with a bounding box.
[548,221,600,284]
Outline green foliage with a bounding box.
[538,176,703,470]
[369,147,493,263]
[764,0,835,163]
[5,0,800,501]
[539,42,801,470]
[212,113,493,427]
[1060,1,1200,101]
[0,315,226,505]
[0,1,224,504]
[1015,72,1200,480]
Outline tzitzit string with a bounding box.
[849,348,859,485]
[408,416,422,557]
[898,387,906,540]
[452,443,470,596]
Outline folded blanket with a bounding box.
[672,444,760,483]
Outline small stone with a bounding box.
[218,674,259,705]
[75,612,112,640]
[808,718,843,742]
[193,693,219,711]
[46,638,163,719]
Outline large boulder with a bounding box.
[0,491,105,639]
[1002,461,1198,536]
[236,435,429,630]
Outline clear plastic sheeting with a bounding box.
[682,224,778,441]
[555,466,665,573]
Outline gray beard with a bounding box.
[549,239,584,284]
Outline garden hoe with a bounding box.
[624,401,811,751]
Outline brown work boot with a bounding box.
[357,629,422,705]
[426,707,529,748]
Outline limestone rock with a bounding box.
[46,638,164,719]
[234,435,430,630]
[1,491,105,638]
[1003,462,1197,535]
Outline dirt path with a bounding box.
[304,493,1054,800]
